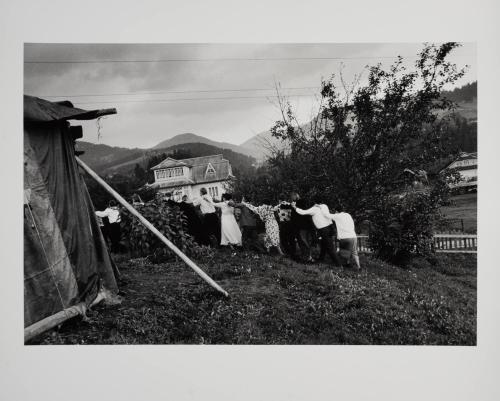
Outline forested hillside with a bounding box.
[442,81,477,103]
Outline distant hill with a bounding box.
[442,81,477,104]
[442,81,477,123]
[152,132,258,158]
[76,140,257,177]
[75,141,145,173]
[239,129,285,161]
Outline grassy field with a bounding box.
[30,250,476,345]
[440,193,477,233]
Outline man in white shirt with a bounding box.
[324,209,361,270]
[293,202,341,267]
[193,187,220,246]
[95,200,121,252]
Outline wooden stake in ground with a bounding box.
[76,157,229,297]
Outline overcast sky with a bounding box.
[24,43,476,149]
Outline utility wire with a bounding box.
[73,93,319,105]
[24,55,417,64]
[40,86,320,98]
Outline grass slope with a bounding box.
[440,193,477,233]
[30,251,476,345]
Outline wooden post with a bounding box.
[25,303,87,342]
[76,157,229,297]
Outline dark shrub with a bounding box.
[120,200,213,263]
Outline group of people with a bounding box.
[94,188,362,270]
[176,188,361,270]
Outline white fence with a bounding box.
[355,234,477,254]
[433,234,477,253]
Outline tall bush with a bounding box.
[120,200,213,263]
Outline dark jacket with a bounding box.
[233,203,257,227]
[289,199,314,230]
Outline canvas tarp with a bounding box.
[24,117,118,329]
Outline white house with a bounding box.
[442,151,477,189]
[149,154,234,201]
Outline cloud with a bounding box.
[24,43,476,148]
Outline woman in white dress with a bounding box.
[212,193,242,247]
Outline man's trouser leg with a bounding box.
[204,213,220,247]
[247,226,265,252]
[296,229,311,261]
[109,223,121,253]
[338,237,361,268]
[281,222,295,256]
[319,226,341,266]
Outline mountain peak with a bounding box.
[151,133,260,158]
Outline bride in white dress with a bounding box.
[211,193,242,246]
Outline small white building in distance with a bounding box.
[149,154,234,201]
[442,151,477,190]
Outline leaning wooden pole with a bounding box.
[76,157,229,297]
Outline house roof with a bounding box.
[24,95,117,123]
[455,151,477,161]
[441,151,478,172]
[191,160,232,184]
[150,154,227,170]
[178,154,225,166]
[150,154,233,184]
[150,157,189,170]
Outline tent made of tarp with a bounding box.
[24,95,119,342]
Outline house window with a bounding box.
[156,169,167,180]
[169,167,183,177]
[157,167,183,180]
[208,186,219,198]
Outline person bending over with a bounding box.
[292,201,341,267]
[324,208,361,270]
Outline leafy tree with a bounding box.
[133,163,146,181]
[268,43,467,263]
[232,163,285,203]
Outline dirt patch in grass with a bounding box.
[29,251,476,345]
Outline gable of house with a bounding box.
[150,157,189,170]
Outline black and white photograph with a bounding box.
[2,1,500,400]
[23,42,477,345]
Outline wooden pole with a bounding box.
[76,157,229,297]
[25,303,87,343]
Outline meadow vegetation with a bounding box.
[31,251,476,345]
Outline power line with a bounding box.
[24,55,417,64]
[73,93,319,105]
[40,86,320,98]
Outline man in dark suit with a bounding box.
[179,195,208,245]
[231,196,265,252]
[289,192,314,262]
